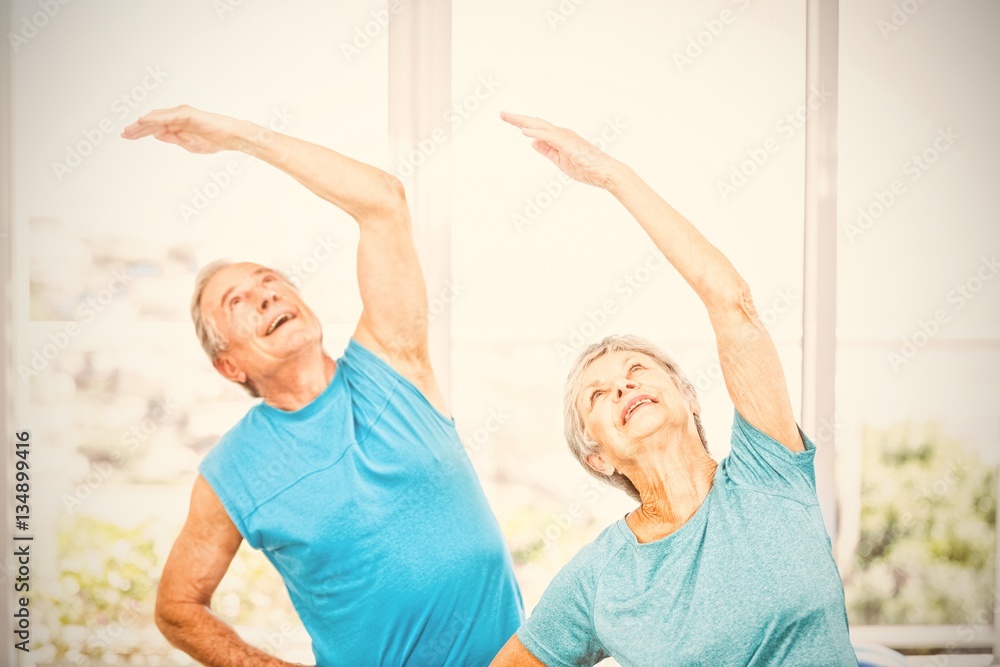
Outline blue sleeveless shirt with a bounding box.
[199,339,524,666]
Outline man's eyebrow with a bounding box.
[219,268,270,308]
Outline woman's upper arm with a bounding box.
[707,282,804,453]
[491,634,549,667]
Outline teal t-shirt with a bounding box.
[199,339,524,666]
[517,410,857,667]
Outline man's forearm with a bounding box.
[605,162,746,308]
[232,121,405,222]
[157,602,305,667]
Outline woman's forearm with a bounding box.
[232,120,405,222]
[605,162,746,309]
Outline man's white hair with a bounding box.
[191,259,233,363]
[190,260,299,398]
[563,334,708,501]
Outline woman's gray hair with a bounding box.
[563,334,708,501]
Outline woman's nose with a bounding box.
[614,379,637,397]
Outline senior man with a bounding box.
[122,105,523,667]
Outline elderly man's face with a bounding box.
[576,350,698,475]
[200,262,323,389]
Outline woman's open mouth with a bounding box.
[622,394,658,425]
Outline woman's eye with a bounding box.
[230,297,241,309]
[590,390,604,405]
[630,364,643,373]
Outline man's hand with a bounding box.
[121,104,251,154]
[500,111,621,190]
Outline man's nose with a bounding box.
[259,289,280,311]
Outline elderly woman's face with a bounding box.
[577,350,697,473]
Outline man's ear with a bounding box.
[585,452,616,477]
[213,356,246,385]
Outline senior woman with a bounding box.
[491,112,857,667]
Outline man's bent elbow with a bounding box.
[154,600,178,642]
[154,589,201,645]
[382,172,406,203]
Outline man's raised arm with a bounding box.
[122,106,445,414]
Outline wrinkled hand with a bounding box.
[501,111,620,189]
[121,104,249,154]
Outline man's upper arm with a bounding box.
[707,283,804,453]
[351,181,432,370]
[349,181,450,415]
[158,475,243,612]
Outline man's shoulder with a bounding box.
[200,405,269,465]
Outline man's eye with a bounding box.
[230,297,241,309]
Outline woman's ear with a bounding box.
[585,452,616,477]
[688,394,701,417]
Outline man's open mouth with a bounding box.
[265,312,295,336]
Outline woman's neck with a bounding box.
[625,440,718,543]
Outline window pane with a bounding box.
[452,0,808,610]
[13,1,388,662]
[837,0,1000,628]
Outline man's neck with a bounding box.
[258,351,337,412]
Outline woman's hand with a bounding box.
[501,112,621,190]
[121,104,252,154]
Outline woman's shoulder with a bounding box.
[554,518,633,586]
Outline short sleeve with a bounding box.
[517,558,610,667]
[722,408,819,505]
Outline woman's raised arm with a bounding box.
[502,112,802,451]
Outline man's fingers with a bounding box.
[121,123,167,140]
[121,105,193,139]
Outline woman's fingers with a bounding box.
[531,139,557,161]
[500,111,556,131]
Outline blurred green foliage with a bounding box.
[37,514,303,665]
[845,422,996,625]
